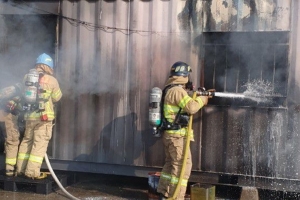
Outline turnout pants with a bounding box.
[157,135,192,200]
[4,113,20,171]
[16,120,53,178]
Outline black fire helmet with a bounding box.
[169,61,192,77]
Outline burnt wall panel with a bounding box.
[201,107,288,178]
[202,32,289,107]
[226,46,240,93]
[287,0,300,180]
[201,0,290,32]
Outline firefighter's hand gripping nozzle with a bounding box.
[149,87,163,137]
[196,87,215,97]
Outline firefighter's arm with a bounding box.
[197,96,208,106]
[184,90,211,114]
[51,79,62,103]
[170,88,204,115]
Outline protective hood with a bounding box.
[165,76,189,86]
[36,64,54,75]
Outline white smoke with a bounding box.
[0,5,56,89]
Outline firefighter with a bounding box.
[0,84,23,176]
[16,53,62,179]
[156,61,212,200]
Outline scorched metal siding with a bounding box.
[55,1,203,167]
[50,0,300,191]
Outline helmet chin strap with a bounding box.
[185,74,194,91]
[185,80,194,91]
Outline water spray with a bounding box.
[196,80,282,103]
[196,89,282,103]
[197,91,246,98]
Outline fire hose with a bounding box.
[169,91,197,200]
[44,153,81,200]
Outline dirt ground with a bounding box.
[0,171,241,200]
[0,172,150,200]
[0,171,299,200]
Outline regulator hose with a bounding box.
[44,153,81,200]
[169,92,197,200]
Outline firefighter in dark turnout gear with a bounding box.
[157,61,211,200]
[16,53,62,179]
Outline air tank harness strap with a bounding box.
[160,84,183,131]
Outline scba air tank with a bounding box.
[149,87,162,128]
[24,69,39,103]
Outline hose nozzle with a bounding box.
[196,87,215,97]
[196,90,215,96]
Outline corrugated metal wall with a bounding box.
[53,0,300,184]
[56,0,203,167]
[1,0,300,190]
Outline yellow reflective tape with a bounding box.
[170,176,178,184]
[161,173,188,187]
[44,91,51,96]
[40,90,51,99]
[166,128,194,138]
[161,172,172,180]
[181,179,188,187]
[178,95,192,108]
[195,97,204,107]
[52,90,62,98]
[166,128,187,136]
[164,104,181,120]
[28,155,44,163]
[6,158,17,165]
[46,113,55,117]
[164,104,180,113]
[25,112,54,118]
[170,176,187,186]
[18,153,29,160]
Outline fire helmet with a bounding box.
[36,53,53,69]
[169,61,192,77]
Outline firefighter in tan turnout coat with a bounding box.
[0,84,23,176]
[157,61,211,200]
[3,112,20,176]
[16,53,62,179]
